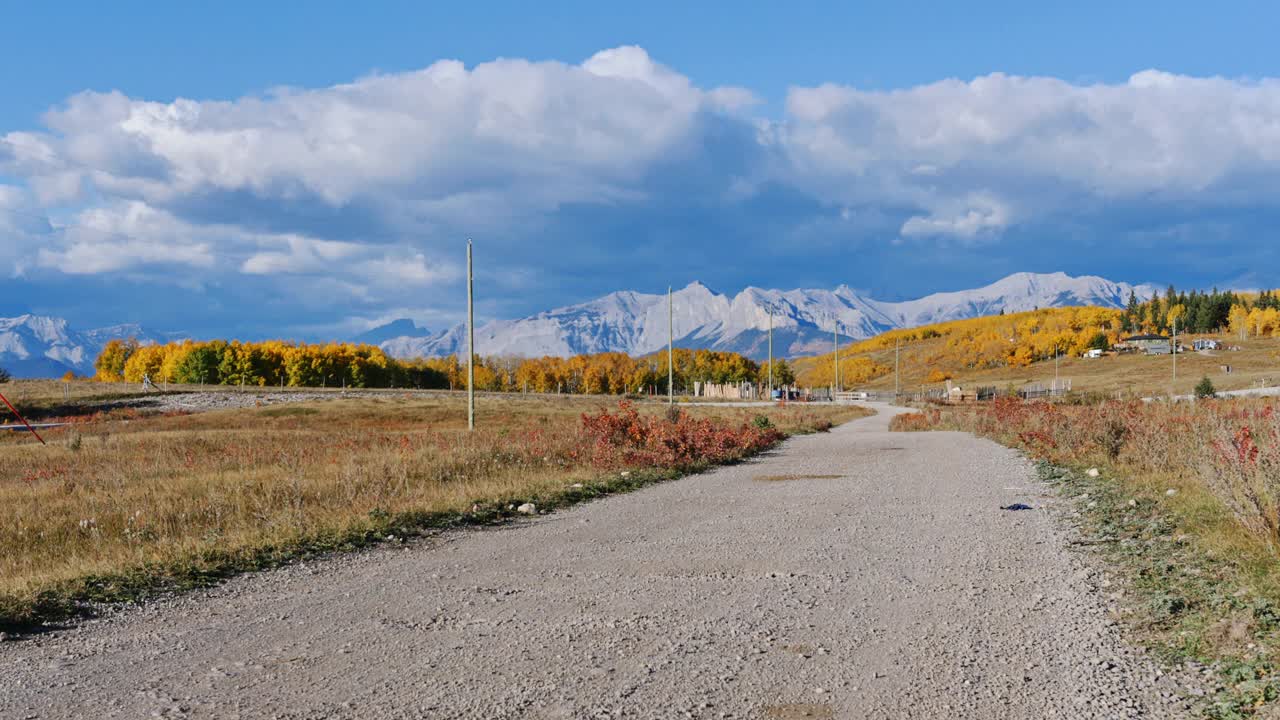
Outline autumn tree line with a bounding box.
[1120,287,1280,339]
[92,339,795,395]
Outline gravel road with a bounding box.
[1,404,1199,719]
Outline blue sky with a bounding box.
[2,2,1279,338]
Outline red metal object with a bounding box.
[0,391,45,445]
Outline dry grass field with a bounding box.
[0,392,866,628]
[851,334,1280,398]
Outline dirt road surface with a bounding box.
[1,404,1197,719]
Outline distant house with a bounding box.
[1083,348,1105,359]
[1122,334,1174,354]
[1193,339,1221,351]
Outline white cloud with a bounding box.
[240,236,363,275]
[12,49,1280,250]
[780,70,1280,236]
[6,47,1280,330]
[33,202,215,274]
[900,194,1012,239]
[7,46,725,219]
[356,253,457,286]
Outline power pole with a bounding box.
[1172,316,1178,397]
[667,286,674,405]
[833,328,840,393]
[894,338,901,398]
[467,239,475,431]
[768,309,774,399]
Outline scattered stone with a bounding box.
[517,503,537,515]
[1086,468,1100,478]
[571,483,584,489]
[1001,503,1033,511]
[1165,489,1178,497]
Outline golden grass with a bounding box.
[814,334,1280,398]
[0,394,867,626]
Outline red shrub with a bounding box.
[579,402,784,470]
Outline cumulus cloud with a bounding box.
[899,194,1012,240]
[4,47,1280,334]
[779,71,1280,236]
[32,202,214,275]
[5,46,724,219]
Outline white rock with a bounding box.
[1086,468,1100,478]
[620,471,631,478]
[571,483,584,489]
[517,503,537,515]
[1165,488,1178,497]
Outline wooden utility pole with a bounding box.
[467,239,475,431]
[768,309,774,399]
[1172,316,1178,397]
[894,338,901,398]
[667,286,674,405]
[833,328,840,393]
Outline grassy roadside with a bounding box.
[893,399,1280,718]
[1,395,868,632]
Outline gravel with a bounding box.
[107,389,419,414]
[0,403,1201,718]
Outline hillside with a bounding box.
[794,304,1280,398]
[793,306,1124,387]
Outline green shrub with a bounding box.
[1195,376,1217,399]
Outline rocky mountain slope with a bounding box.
[378,272,1158,360]
[0,315,160,378]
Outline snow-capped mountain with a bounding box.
[378,272,1158,360]
[0,315,161,378]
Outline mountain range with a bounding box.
[378,272,1158,360]
[0,316,168,379]
[0,272,1158,378]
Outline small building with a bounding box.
[1122,334,1183,355]
[944,381,979,403]
[1083,348,1105,359]
[1122,334,1170,350]
[1193,339,1221,351]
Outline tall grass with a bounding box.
[1,396,861,627]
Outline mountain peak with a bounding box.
[353,318,426,345]
[373,272,1158,361]
[676,280,717,295]
[0,315,162,378]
